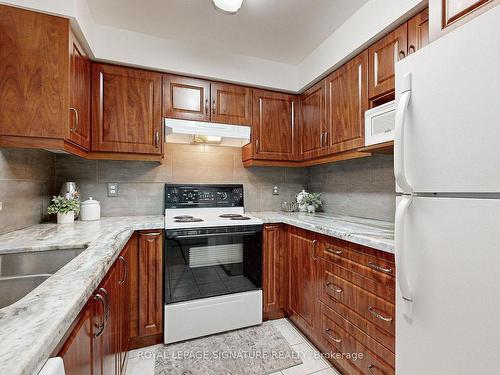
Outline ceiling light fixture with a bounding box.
[212,0,243,15]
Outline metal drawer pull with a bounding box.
[326,247,342,255]
[118,256,128,285]
[154,130,160,148]
[325,329,342,343]
[326,282,342,294]
[70,107,79,132]
[312,240,318,261]
[368,364,376,374]
[368,306,393,322]
[99,287,110,323]
[368,262,393,274]
[93,293,105,337]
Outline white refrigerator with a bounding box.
[394,5,500,375]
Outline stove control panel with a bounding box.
[165,184,244,208]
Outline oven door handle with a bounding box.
[167,231,260,239]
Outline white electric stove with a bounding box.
[163,184,263,344]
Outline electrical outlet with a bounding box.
[107,183,119,197]
[272,186,279,195]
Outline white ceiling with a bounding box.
[86,0,369,65]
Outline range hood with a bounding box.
[164,118,251,147]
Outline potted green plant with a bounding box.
[47,195,80,224]
[304,192,322,214]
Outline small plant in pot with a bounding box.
[47,195,80,224]
[304,192,322,214]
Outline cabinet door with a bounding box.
[263,225,286,320]
[211,82,252,125]
[252,90,298,161]
[0,5,69,139]
[368,23,408,100]
[408,8,430,54]
[138,231,163,337]
[118,245,131,373]
[163,75,210,121]
[68,30,91,150]
[287,228,318,335]
[58,302,94,375]
[92,64,163,155]
[300,81,327,160]
[326,51,368,153]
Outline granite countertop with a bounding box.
[250,212,394,254]
[0,212,393,375]
[0,216,165,375]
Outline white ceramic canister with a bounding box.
[80,197,101,221]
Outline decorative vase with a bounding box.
[57,211,75,224]
[307,205,316,214]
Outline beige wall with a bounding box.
[55,144,309,216]
[0,148,55,234]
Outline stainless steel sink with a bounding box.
[0,248,86,309]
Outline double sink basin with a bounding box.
[0,248,86,309]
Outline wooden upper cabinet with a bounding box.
[300,81,327,160]
[0,5,69,139]
[92,64,163,155]
[326,51,369,153]
[368,22,408,100]
[252,89,298,161]
[210,82,252,125]
[408,8,430,54]
[163,75,210,122]
[138,231,163,337]
[68,30,91,150]
[429,0,498,40]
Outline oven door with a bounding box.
[164,225,262,304]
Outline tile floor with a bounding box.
[126,318,340,375]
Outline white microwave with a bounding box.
[364,100,396,146]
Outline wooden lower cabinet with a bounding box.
[263,225,395,375]
[57,230,163,374]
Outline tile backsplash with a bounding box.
[55,144,309,216]
[308,154,396,222]
[0,148,55,234]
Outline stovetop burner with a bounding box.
[174,215,194,220]
[230,216,251,221]
[219,214,244,218]
[174,217,204,223]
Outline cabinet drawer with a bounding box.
[319,258,394,303]
[321,303,394,368]
[320,264,395,335]
[318,239,395,287]
[321,305,394,375]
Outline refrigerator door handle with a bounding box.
[394,72,412,193]
[395,195,413,302]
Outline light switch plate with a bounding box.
[107,183,119,197]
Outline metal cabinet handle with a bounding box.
[205,98,209,115]
[93,293,105,337]
[368,262,393,274]
[69,107,79,132]
[408,45,416,54]
[212,99,216,115]
[325,329,342,343]
[312,239,318,261]
[324,132,329,147]
[368,306,393,322]
[255,139,260,153]
[154,130,160,148]
[368,364,376,375]
[399,50,406,60]
[118,256,128,285]
[320,133,324,147]
[326,282,343,294]
[99,287,110,324]
[141,232,161,237]
[326,247,342,255]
